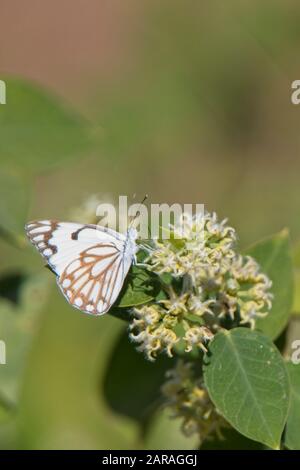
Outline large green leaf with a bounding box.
[144,408,199,450]
[0,77,92,173]
[284,362,300,450]
[103,328,172,423]
[0,271,50,421]
[200,428,264,450]
[246,230,293,339]
[203,328,290,449]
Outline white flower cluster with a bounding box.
[161,360,227,441]
[129,212,272,360]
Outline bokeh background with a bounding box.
[0,0,300,449]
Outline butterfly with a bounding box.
[25,220,139,315]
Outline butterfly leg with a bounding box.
[138,243,154,253]
[135,262,150,269]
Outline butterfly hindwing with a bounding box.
[25,220,133,315]
[59,242,130,315]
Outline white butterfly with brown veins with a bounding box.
[25,220,139,315]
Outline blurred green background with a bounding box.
[0,0,300,449]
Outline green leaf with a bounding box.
[0,169,31,239]
[0,77,92,173]
[292,270,300,315]
[284,362,300,450]
[18,285,139,449]
[113,266,157,309]
[200,428,264,450]
[103,329,172,424]
[0,271,50,409]
[203,328,290,449]
[160,272,173,285]
[246,230,293,339]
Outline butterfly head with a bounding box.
[127,226,138,242]
[125,227,138,258]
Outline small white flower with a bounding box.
[184,326,214,353]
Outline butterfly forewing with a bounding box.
[25,220,133,315]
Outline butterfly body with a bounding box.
[25,221,138,315]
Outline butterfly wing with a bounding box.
[25,220,132,315]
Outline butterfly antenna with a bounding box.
[129,194,148,229]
